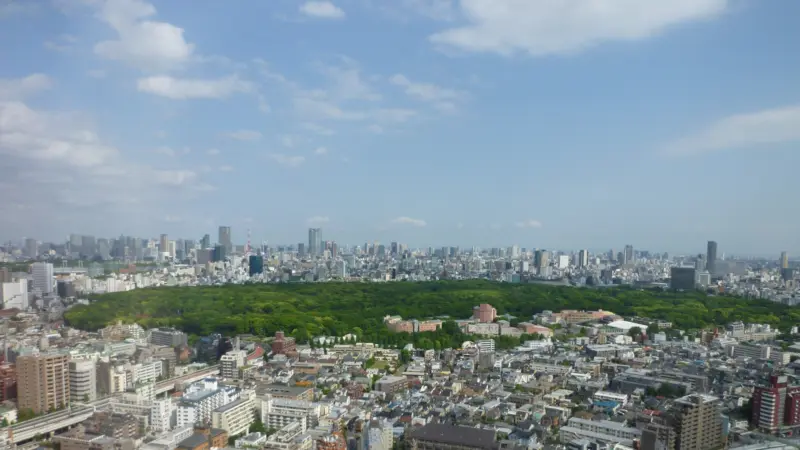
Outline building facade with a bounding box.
[17,352,70,414]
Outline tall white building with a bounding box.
[364,420,393,450]
[69,360,96,402]
[177,378,236,427]
[32,262,54,295]
[220,350,246,379]
[0,279,28,310]
[151,399,175,432]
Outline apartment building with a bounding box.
[212,393,255,437]
[375,376,408,394]
[261,396,320,432]
[672,394,724,450]
[220,350,247,379]
[69,360,96,402]
[17,352,70,414]
[560,418,641,446]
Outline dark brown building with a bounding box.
[0,363,17,402]
[410,423,496,450]
[271,331,297,356]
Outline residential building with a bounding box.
[375,376,408,394]
[0,364,16,402]
[17,352,70,414]
[363,419,393,450]
[472,304,497,323]
[672,393,724,450]
[212,393,255,437]
[220,350,247,379]
[409,423,496,450]
[261,395,320,432]
[150,328,189,347]
[69,360,96,402]
[752,375,800,433]
[271,331,297,356]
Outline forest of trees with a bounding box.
[64,280,800,349]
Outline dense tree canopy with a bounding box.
[64,281,800,346]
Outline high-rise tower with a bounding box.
[707,241,718,275]
[308,228,322,256]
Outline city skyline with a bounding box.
[1,1,800,254]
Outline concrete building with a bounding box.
[472,304,497,323]
[375,376,408,394]
[261,395,320,432]
[151,398,175,432]
[32,262,54,295]
[150,328,189,347]
[17,352,70,414]
[363,419,393,450]
[69,360,96,402]
[752,375,800,433]
[0,279,28,310]
[707,241,718,276]
[409,423,496,450]
[220,350,247,379]
[670,267,696,290]
[212,393,255,437]
[672,393,724,450]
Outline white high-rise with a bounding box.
[32,262,54,294]
[69,360,97,402]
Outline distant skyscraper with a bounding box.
[248,255,264,276]
[159,234,168,255]
[781,251,789,269]
[201,234,211,249]
[298,243,306,257]
[308,228,322,256]
[25,238,38,258]
[32,262,54,295]
[623,245,634,265]
[694,254,706,271]
[219,226,232,255]
[578,250,588,268]
[707,241,718,275]
[534,250,549,271]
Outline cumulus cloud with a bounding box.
[0,94,213,236]
[206,148,220,155]
[430,0,729,57]
[137,75,253,99]
[0,74,53,100]
[225,130,262,141]
[390,73,466,113]
[268,153,306,167]
[515,219,543,228]
[307,216,330,224]
[300,1,345,19]
[94,0,195,71]
[663,105,800,156]
[302,122,335,135]
[218,165,233,172]
[314,146,328,155]
[392,216,427,227]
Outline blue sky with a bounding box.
[1,0,799,255]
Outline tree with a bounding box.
[647,323,660,335]
[628,327,642,339]
[249,411,267,434]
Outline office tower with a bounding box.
[534,250,549,272]
[694,254,706,271]
[308,228,322,256]
[706,241,717,275]
[159,234,168,254]
[32,262,54,295]
[150,328,188,347]
[670,267,696,290]
[24,238,38,258]
[331,242,338,259]
[298,243,306,257]
[213,245,227,262]
[219,226,232,255]
[69,234,82,254]
[69,360,96,403]
[0,267,10,283]
[249,255,264,276]
[17,353,70,414]
[81,235,96,257]
[752,375,800,433]
[624,245,634,265]
[578,250,588,268]
[201,234,211,249]
[390,242,398,256]
[672,394,724,450]
[781,251,789,269]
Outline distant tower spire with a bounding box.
[246,228,252,255]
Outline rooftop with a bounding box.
[410,423,496,450]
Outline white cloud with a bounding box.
[429,0,729,57]
[268,153,306,167]
[281,135,295,148]
[87,69,107,79]
[515,219,543,228]
[320,63,381,101]
[206,148,220,155]
[402,0,457,21]
[302,122,335,135]
[307,216,330,224]
[94,0,195,71]
[226,130,262,141]
[137,75,253,99]
[44,34,78,52]
[0,99,213,236]
[375,108,417,123]
[300,1,345,19]
[154,146,176,157]
[390,73,466,112]
[314,146,328,155]
[663,105,800,156]
[0,74,53,100]
[163,215,183,223]
[368,124,384,134]
[392,216,427,227]
[218,165,233,172]
[293,97,366,121]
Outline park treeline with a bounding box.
[64,280,798,348]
